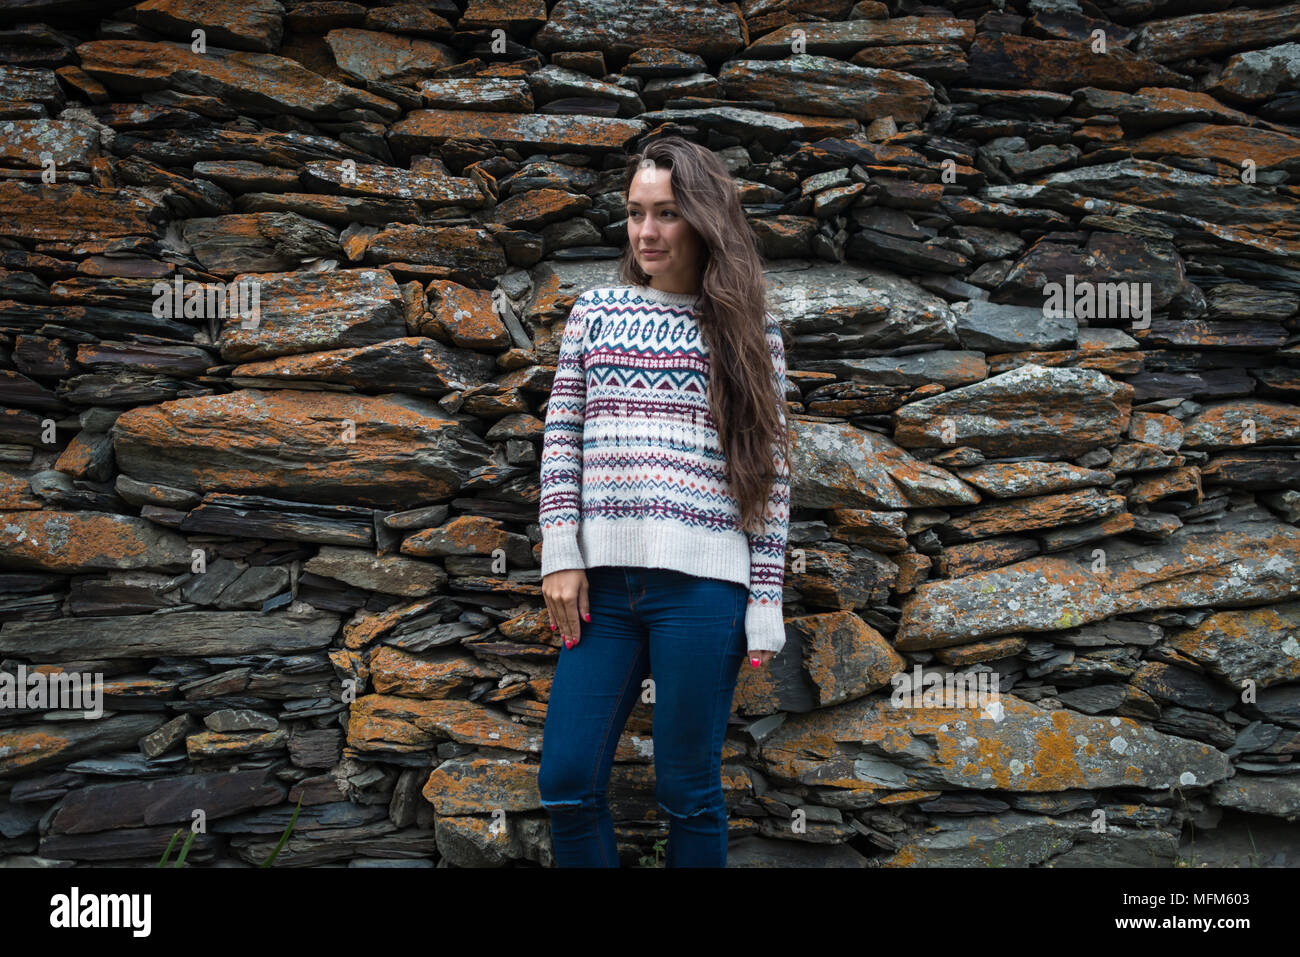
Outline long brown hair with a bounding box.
[617,136,791,536]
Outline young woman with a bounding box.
[535,136,792,867]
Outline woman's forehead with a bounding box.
[629,166,675,202]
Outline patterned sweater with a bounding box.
[538,283,791,654]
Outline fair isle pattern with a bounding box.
[538,283,792,654]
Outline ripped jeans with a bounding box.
[537,565,749,867]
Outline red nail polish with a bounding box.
[583,612,590,622]
[564,638,572,648]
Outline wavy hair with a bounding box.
[616,136,791,536]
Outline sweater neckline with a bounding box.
[631,283,701,307]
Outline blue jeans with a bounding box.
[537,565,749,867]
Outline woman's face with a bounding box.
[626,165,703,291]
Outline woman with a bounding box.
[535,136,792,867]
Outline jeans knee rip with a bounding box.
[539,798,584,810]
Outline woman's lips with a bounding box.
[641,250,665,257]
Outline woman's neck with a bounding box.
[633,283,701,306]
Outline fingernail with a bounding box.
[550,623,556,630]
[583,612,590,622]
[564,638,572,648]
[750,658,760,667]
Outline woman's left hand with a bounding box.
[746,650,773,669]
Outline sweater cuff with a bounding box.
[540,528,585,578]
[744,601,786,655]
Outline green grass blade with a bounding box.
[261,794,304,868]
[174,828,198,867]
[158,829,182,867]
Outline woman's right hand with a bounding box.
[542,569,589,647]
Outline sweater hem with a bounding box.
[579,518,750,590]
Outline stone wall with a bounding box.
[1,0,1298,867]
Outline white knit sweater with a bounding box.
[538,283,791,654]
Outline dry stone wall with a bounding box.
[1,0,1298,867]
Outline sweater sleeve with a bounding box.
[538,292,591,578]
[744,311,792,655]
